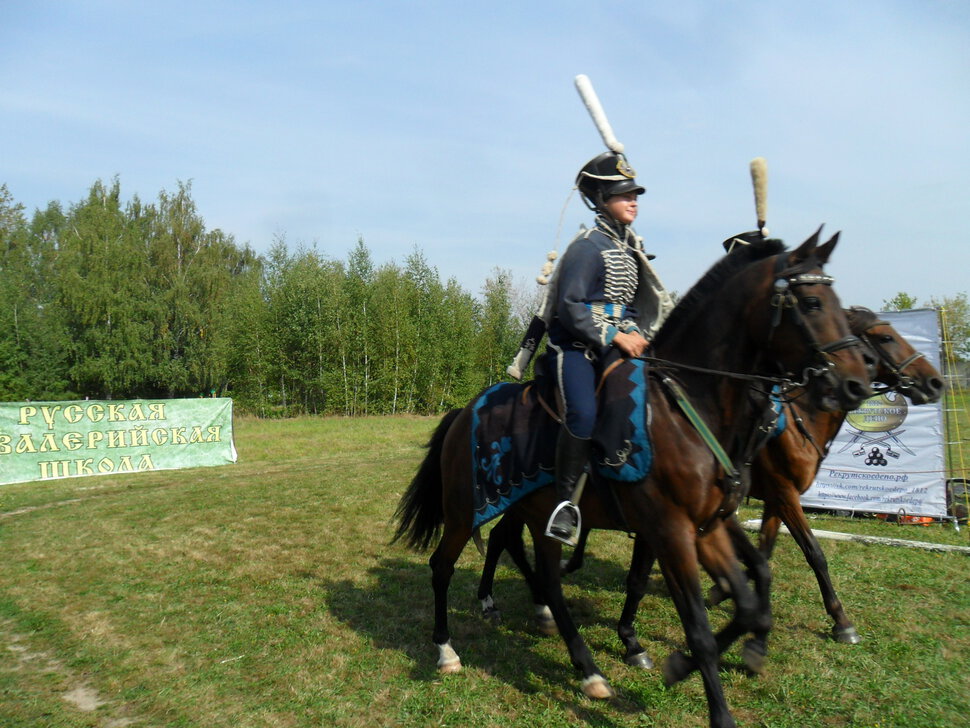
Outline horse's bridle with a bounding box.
[767,257,863,387]
[857,321,927,393]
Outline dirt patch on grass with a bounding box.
[2,619,142,726]
[0,498,82,519]
[62,684,106,711]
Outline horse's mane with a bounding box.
[654,238,787,347]
[845,306,884,335]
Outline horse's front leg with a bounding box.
[757,509,784,559]
[654,524,737,728]
[617,534,656,668]
[774,488,861,644]
[664,523,768,683]
[530,525,615,699]
[725,517,774,673]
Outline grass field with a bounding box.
[0,415,967,728]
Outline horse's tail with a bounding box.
[392,407,464,551]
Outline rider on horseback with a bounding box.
[542,151,674,545]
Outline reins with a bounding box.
[858,326,928,392]
[635,255,866,397]
[638,355,804,395]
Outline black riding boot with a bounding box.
[545,429,592,545]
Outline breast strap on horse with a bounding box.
[657,375,746,532]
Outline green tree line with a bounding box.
[0,180,531,415]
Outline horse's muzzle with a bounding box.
[814,371,873,412]
[837,376,873,411]
[899,374,946,405]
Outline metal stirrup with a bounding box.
[545,501,582,546]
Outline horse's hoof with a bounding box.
[581,674,615,699]
[436,642,462,674]
[742,639,767,675]
[438,659,462,674]
[536,615,558,636]
[624,650,654,669]
[832,625,862,645]
[535,605,558,636]
[662,650,692,686]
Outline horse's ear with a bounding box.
[788,225,824,265]
[815,231,841,265]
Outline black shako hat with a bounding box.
[576,151,645,209]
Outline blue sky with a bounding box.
[2,1,968,310]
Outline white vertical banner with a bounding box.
[801,308,947,517]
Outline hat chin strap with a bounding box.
[576,186,600,212]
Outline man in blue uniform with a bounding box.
[542,151,673,544]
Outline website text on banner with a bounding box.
[0,398,237,486]
[801,309,946,517]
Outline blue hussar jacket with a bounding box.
[542,215,674,354]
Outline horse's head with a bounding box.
[740,228,873,412]
[846,306,946,404]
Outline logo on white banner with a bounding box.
[839,392,912,466]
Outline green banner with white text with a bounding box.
[0,398,237,486]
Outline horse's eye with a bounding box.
[879,334,894,344]
[800,296,822,312]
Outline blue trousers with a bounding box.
[553,346,600,439]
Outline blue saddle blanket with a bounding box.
[470,381,557,528]
[470,358,653,528]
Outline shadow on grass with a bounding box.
[318,555,658,725]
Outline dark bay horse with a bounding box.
[748,305,945,643]
[481,306,944,665]
[393,231,872,728]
